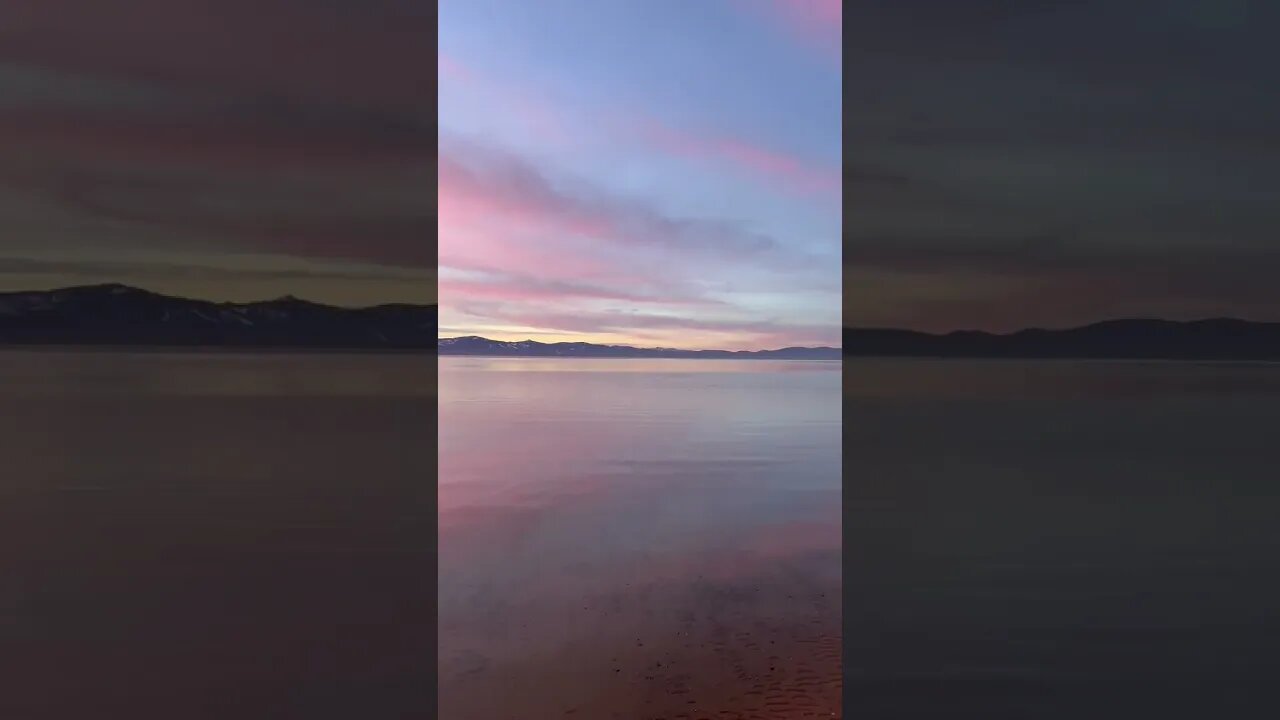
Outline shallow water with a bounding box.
[0,350,435,720]
[846,359,1280,718]
[438,357,842,718]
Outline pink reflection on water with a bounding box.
[438,358,841,718]
[438,403,650,533]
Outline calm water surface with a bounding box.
[0,350,434,720]
[847,359,1280,719]
[438,357,842,719]
[10,352,1270,717]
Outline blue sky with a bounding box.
[439,0,842,349]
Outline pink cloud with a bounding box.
[438,274,720,307]
[749,0,842,61]
[438,152,613,246]
[438,140,777,280]
[437,155,638,289]
[438,53,473,83]
[637,117,840,196]
[437,140,840,348]
[776,0,842,28]
[439,51,835,197]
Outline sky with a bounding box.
[8,2,1276,342]
[438,0,842,350]
[0,1,434,307]
[849,0,1280,332]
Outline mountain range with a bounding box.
[437,336,841,359]
[845,319,1280,360]
[5,285,1280,359]
[0,284,436,349]
[0,284,838,356]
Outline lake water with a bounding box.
[0,350,435,720]
[846,359,1280,719]
[438,356,843,719]
[11,351,1266,718]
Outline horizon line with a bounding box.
[14,283,1274,342]
[438,335,842,355]
[848,316,1280,336]
[3,282,836,351]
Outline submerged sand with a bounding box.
[439,520,841,718]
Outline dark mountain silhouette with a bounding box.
[438,336,841,359]
[845,319,1280,360]
[0,284,833,356]
[0,284,436,349]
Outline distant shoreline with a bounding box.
[440,353,841,361]
[844,318,1280,362]
[437,336,841,359]
[0,344,840,360]
[7,344,1279,364]
[0,344,837,360]
[0,343,432,356]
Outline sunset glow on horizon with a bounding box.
[438,0,841,351]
